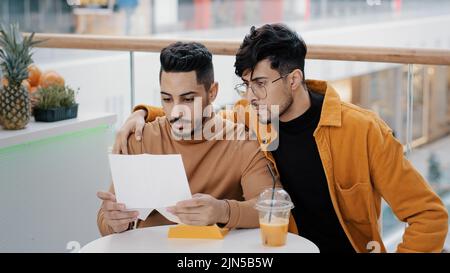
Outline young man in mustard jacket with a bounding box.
[113,24,448,253]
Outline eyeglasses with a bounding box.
[234,73,291,99]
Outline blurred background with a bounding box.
[1,0,449,252]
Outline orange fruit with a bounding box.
[39,71,65,88]
[28,64,42,87]
[1,77,8,87]
[29,86,38,94]
[22,80,31,92]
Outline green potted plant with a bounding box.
[33,84,79,122]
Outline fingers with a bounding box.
[192,193,207,198]
[97,189,138,233]
[112,128,130,155]
[176,213,205,226]
[112,136,128,155]
[134,120,145,141]
[104,210,139,220]
[167,204,210,226]
[169,194,223,226]
[110,217,136,226]
[176,197,206,208]
[100,198,139,233]
[97,191,116,202]
[112,138,121,154]
[120,136,128,155]
[167,205,201,215]
[102,201,126,211]
[112,109,147,154]
[112,128,129,155]
[109,217,137,232]
[97,191,119,212]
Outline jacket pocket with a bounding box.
[335,182,372,224]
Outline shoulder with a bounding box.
[127,116,169,154]
[340,102,392,134]
[142,116,168,138]
[223,117,266,163]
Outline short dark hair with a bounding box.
[159,42,214,90]
[234,24,307,80]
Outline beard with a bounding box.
[170,117,204,139]
[255,94,293,124]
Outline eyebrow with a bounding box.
[241,76,267,82]
[250,76,268,81]
[160,91,198,97]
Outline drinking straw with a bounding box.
[266,164,277,223]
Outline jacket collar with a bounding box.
[305,79,342,128]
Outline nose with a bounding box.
[170,104,185,120]
[245,86,258,102]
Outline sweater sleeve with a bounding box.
[224,141,282,229]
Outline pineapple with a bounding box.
[0,24,39,130]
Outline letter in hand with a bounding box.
[97,191,140,233]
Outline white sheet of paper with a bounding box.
[108,154,192,222]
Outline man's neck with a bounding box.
[279,85,311,123]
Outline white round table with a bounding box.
[80,225,319,253]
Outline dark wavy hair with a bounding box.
[234,24,307,81]
[159,42,214,90]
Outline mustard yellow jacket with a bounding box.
[134,79,448,253]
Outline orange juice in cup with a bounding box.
[256,188,294,247]
[260,218,289,246]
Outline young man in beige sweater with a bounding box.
[96,42,281,236]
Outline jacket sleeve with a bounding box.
[368,116,448,253]
[132,99,250,125]
[133,104,165,123]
